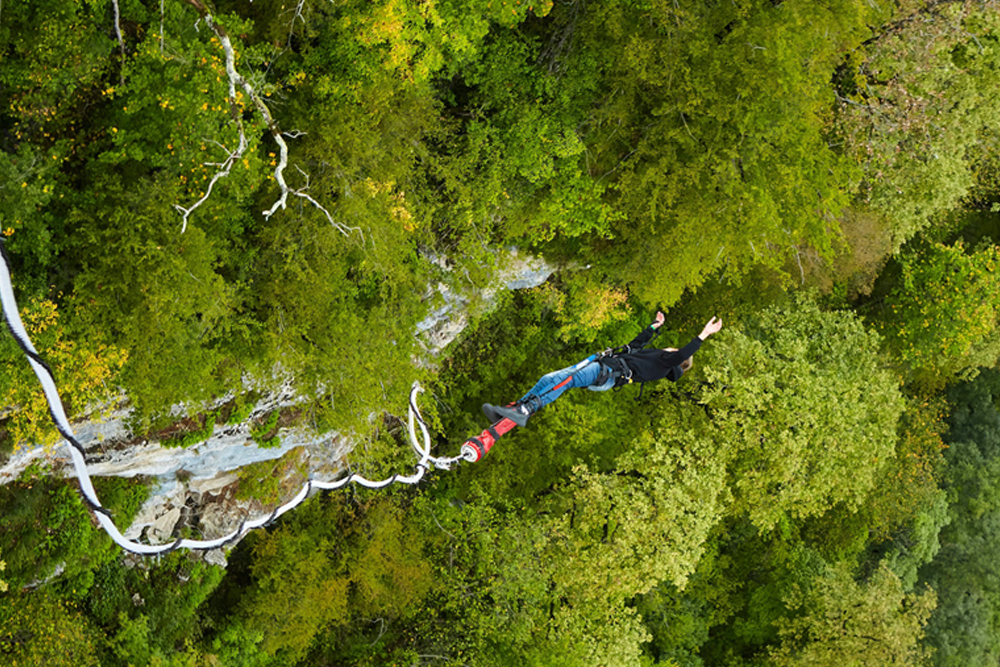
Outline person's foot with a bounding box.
[492,402,534,427]
[482,403,503,422]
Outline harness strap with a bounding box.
[593,363,613,386]
[600,357,634,387]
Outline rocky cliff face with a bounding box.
[415,248,555,358]
[1,250,556,565]
[0,384,353,566]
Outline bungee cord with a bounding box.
[0,242,477,555]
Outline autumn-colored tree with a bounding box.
[0,591,99,667]
[0,296,127,450]
[878,241,1000,379]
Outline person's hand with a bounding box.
[652,311,666,329]
[698,316,722,340]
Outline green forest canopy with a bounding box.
[2,0,1000,665]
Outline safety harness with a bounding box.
[593,326,663,393]
[593,356,632,387]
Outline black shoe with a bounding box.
[493,403,533,427]
[482,403,503,423]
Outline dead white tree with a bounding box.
[173,135,248,233]
[177,0,361,240]
[284,0,308,50]
[111,0,125,85]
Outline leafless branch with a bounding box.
[368,617,386,647]
[260,130,291,217]
[174,138,247,232]
[286,0,308,49]
[282,165,363,239]
[178,0,359,239]
[0,155,41,195]
[112,0,125,85]
[429,509,458,541]
[679,110,698,143]
[794,247,806,284]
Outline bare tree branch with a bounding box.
[285,0,308,49]
[173,136,247,233]
[794,246,806,285]
[287,165,363,239]
[111,0,125,85]
[178,0,359,239]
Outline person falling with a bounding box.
[484,313,723,427]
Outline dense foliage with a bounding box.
[2,0,1000,665]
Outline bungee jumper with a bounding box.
[482,312,723,427]
[452,311,721,463]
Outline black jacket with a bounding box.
[617,326,702,384]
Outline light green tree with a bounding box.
[701,298,904,528]
[769,563,936,667]
[837,1,1000,244]
[548,416,730,599]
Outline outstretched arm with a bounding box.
[625,311,666,351]
[662,316,722,366]
[697,316,723,340]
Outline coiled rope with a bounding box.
[0,242,475,554]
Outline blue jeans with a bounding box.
[519,359,615,408]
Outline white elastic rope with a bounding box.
[407,383,472,469]
[0,242,471,554]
